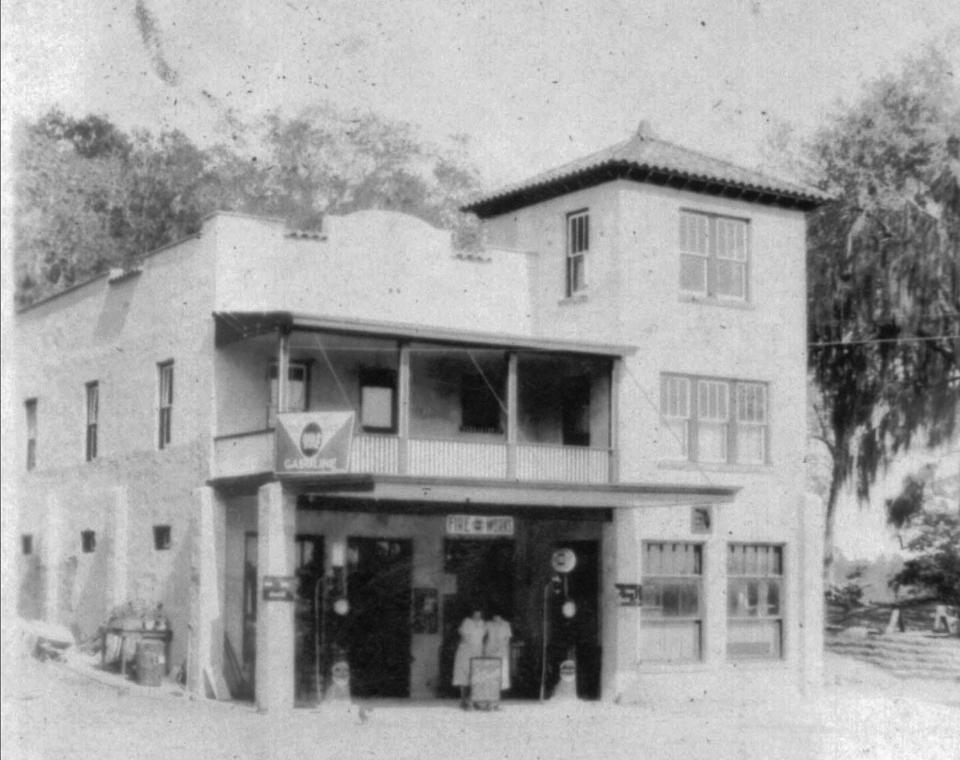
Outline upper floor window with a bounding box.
[660,375,768,465]
[359,368,396,432]
[727,544,783,659]
[158,361,174,449]
[268,361,309,428]
[566,210,589,297]
[85,382,99,461]
[679,211,749,301]
[25,398,37,470]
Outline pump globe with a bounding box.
[333,598,350,616]
[561,600,577,618]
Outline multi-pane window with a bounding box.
[679,211,749,301]
[640,542,703,662]
[85,382,99,461]
[660,375,768,465]
[268,361,309,428]
[158,361,174,449]
[359,368,397,432]
[566,210,589,297]
[727,544,783,659]
[25,398,37,470]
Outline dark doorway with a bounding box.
[294,535,324,704]
[561,375,591,446]
[439,539,515,697]
[345,537,413,697]
[547,540,601,699]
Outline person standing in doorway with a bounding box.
[452,606,486,709]
[484,609,513,695]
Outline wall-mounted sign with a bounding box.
[275,412,354,475]
[446,515,515,537]
[614,583,643,606]
[262,575,296,602]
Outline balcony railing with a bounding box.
[213,430,613,484]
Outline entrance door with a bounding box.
[294,535,324,703]
[440,539,515,697]
[345,538,413,697]
[550,540,601,699]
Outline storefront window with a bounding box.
[640,542,703,662]
[727,544,783,659]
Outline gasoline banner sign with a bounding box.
[275,412,354,475]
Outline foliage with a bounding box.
[805,46,960,567]
[890,509,960,610]
[825,580,865,611]
[13,105,482,306]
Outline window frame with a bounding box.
[660,374,770,465]
[25,398,37,471]
[157,361,174,450]
[85,381,99,461]
[679,209,750,303]
[639,541,705,663]
[565,209,589,298]
[267,360,311,429]
[727,543,785,660]
[359,367,397,433]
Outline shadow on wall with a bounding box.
[157,523,195,675]
[72,539,112,643]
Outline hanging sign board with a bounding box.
[446,515,515,538]
[275,412,354,475]
[262,575,296,602]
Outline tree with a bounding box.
[887,467,960,618]
[805,46,960,572]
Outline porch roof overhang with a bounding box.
[208,471,739,509]
[214,310,636,358]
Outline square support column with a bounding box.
[800,494,825,695]
[602,506,641,701]
[255,481,296,712]
[187,486,228,698]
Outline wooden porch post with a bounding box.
[398,342,410,474]
[277,327,291,415]
[507,351,518,479]
[609,357,621,484]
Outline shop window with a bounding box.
[727,544,783,659]
[267,361,309,428]
[153,525,172,551]
[81,530,96,553]
[460,373,503,433]
[22,534,34,555]
[640,542,703,662]
[359,368,396,432]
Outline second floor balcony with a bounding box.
[212,312,627,486]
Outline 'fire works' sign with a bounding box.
[275,412,354,475]
[446,515,515,537]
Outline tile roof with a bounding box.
[462,126,831,217]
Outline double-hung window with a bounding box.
[727,544,783,659]
[268,361,309,428]
[85,381,99,461]
[158,361,174,449]
[660,375,768,465]
[679,211,749,301]
[640,542,703,662]
[25,398,37,470]
[566,210,589,297]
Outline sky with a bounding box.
[1,0,958,560]
[3,0,959,187]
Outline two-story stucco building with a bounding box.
[14,124,828,711]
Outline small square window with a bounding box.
[81,530,96,553]
[691,506,712,534]
[153,525,172,551]
[21,534,34,555]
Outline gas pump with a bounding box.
[315,541,352,703]
[540,548,578,701]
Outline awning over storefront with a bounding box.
[209,471,738,510]
[213,310,636,358]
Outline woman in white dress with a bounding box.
[452,607,486,709]
[484,611,513,693]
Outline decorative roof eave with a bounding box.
[462,160,828,218]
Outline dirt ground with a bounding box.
[2,651,959,760]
